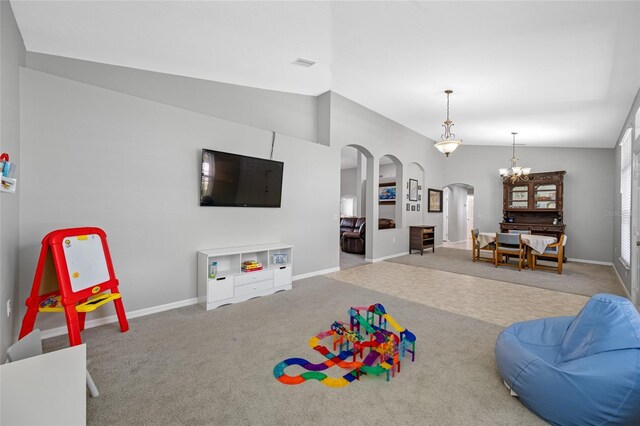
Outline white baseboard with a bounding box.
[40,297,198,340]
[611,263,633,300]
[293,267,340,281]
[567,258,613,266]
[370,251,410,263]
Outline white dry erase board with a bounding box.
[62,234,110,292]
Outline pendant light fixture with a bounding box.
[499,132,531,183]
[434,89,462,157]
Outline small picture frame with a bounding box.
[411,205,416,211]
[409,179,418,201]
[406,203,410,211]
[418,185,422,190]
[272,254,288,265]
[418,194,421,201]
[417,204,420,211]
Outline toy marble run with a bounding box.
[273,304,416,388]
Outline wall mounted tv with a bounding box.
[200,149,284,207]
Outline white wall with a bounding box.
[442,145,614,262]
[26,52,318,143]
[19,68,339,332]
[0,1,25,361]
[340,167,357,200]
[340,166,357,217]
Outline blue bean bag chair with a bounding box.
[495,293,640,425]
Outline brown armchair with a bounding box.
[341,221,366,254]
[340,218,395,254]
[340,217,365,239]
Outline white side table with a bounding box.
[1,344,86,425]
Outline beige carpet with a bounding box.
[387,248,625,297]
[43,276,544,426]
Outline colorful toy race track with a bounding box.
[273,304,416,388]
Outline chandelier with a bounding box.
[499,132,531,183]
[434,89,462,157]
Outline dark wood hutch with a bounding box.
[500,171,566,259]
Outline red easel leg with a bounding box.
[20,242,51,339]
[77,298,88,331]
[78,312,87,332]
[112,296,129,332]
[19,306,39,339]
[64,305,82,346]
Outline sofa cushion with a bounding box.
[340,217,358,230]
[342,231,361,239]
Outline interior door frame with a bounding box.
[632,152,640,305]
[443,187,450,242]
[466,193,474,239]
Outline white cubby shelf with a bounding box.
[197,243,293,310]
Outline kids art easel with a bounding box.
[19,227,129,346]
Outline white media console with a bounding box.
[197,243,293,310]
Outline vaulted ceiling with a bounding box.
[11,1,640,148]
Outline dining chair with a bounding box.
[531,234,565,274]
[471,228,495,263]
[495,232,524,271]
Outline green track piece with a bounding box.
[301,371,328,381]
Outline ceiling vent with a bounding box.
[292,57,316,67]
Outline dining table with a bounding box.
[477,232,567,266]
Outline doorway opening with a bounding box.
[443,187,450,241]
[339,145,371,269]
[442,183,474,251]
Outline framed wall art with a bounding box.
[378,182,396,205]
[428,188,443,213]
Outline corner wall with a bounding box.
[0,0,26,361]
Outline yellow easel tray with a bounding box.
[38,293,121,313]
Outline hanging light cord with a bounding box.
[441,90,456,140]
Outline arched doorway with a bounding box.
[339,145,372,269]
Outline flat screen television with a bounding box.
[200,149,284,207]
